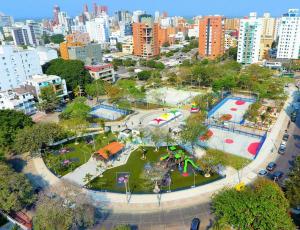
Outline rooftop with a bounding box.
[97,142,125,160]
[29,74,61,83]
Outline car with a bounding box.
[258,169,268,176]
[190,218,200,230]
[278,145,286,154]
[291,112,297,122]
[266,162,277,171]
[282,133,289,141]
[272,171,284,181]
[54,108,62,112]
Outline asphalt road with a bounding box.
[273,107,300,181]
[95,202,213,230]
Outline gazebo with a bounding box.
[96,142,125,160]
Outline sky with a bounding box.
[1,0,300,20]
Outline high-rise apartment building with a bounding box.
[224,18,240,31]
[11,25,38,46]
[53,5,60,25]
[276,9,300,59]
[0,45,42,90]
[86,14,110,43]
[237,13,262,64]
[198,16,224,59]
[132,15,159,58]
[259,13,276,60]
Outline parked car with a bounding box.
[278,144,286,154]
[291,111,297,122]
[258,169,268,176]
[190,218,200,230]
[272,171,284,181]
[266,162,277,171]
[282,133,289,141]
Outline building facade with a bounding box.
[35,46,58,65]
[0,89,36,115]
[86,14,110,43]
[276,9,300,59]
[11,25,38,46]
[198,16,224,59]
[259,13,276,60]
[85,63,116,82]
[26,74,68,100]
[132,15,159,58]
[0,45,42,91]
[237,13,262,64]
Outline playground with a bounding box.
[90,104,131,120]
[43,132,117,177]
[208,97,255,124]
[89,146,220,193]
[149,109,182,127]
[198,126,265,160]
[146,87,201,106]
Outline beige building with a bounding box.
[224,18,240,31]
[122,36,134,54]
[259,13,276,60]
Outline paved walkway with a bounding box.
[63,145,138,186]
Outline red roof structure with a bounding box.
[85,63,113,72]
[97,142,125,160]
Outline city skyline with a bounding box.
[1,0,300,20]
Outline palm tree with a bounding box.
[83,173,93,187]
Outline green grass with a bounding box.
[206,149,251,170]
[131,101,164,110]
[43,132,117,176]
[89,146,221,193]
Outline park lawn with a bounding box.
[131,101,164,110]
[206,149,251,170]
[43,132,117,177]
[89,146,221,193]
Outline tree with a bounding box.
[180,114,207,155]
[0,161,35,212]
[116,42,122,52]
[212,178,295,230]
[14,123,67,155]
[85,79,106,99]
[43,59,92,91]
[33,181,95,230]
[285,156,300,208]
[114,225,131,230]
[0,110,33,154]
[150,128,162,151]
[38,86,60,112]
[83,173,93,188]
[49,34,64,44]
[137,70,152,81]
[59,97,90,120]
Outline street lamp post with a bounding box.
[153,181,161,206]
[191,169,196,188]
[124,176,131,203]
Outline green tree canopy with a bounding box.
[137,70,152,81]
[49,34,64,44]
[38,85,60,112]
[212,178,295,230]
[85,79,106,98]
[14,123,67,155]
[60,97,90,120]
[0,161,35,212]
[43,59,92,91]
[285,156,300,208]
[0,110,33,154]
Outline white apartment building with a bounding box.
[0,89,36,115]
[26,74,68,100]
[237,13,262,64]
[276,9,300,59]
[35,46,58,65]
[86,14,110,43]
[132,10,146,23]
[0,45,42,91]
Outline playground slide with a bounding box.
[160,154,170,161]
[183,159,199,176]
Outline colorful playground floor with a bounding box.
[199,126,265,160]
[208,97,255,124]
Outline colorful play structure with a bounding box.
[149,109,182,126]
[190,102,200,113]
[160,146,201,177]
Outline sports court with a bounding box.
[198,126,265,160]
[146,87,200,106]
[90,104,130,120]
[208,97,255,124]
